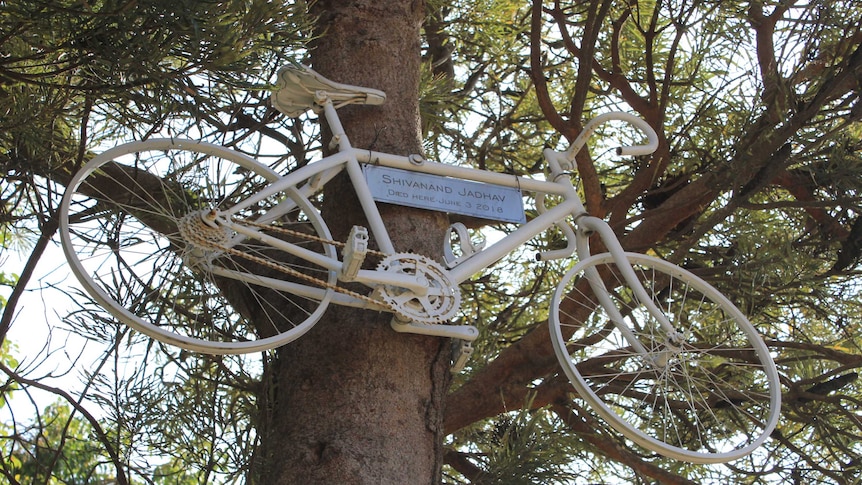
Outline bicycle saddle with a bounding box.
[272,65,387,117]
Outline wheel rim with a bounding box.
[60,139,336,354]
[550,252,780,463]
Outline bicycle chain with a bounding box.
[180,216,395,313]
[235,217,389,259]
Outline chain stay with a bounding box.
[181,217,393,313]
[182,216,463,324]
[235,217,388,258]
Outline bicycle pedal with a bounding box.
[451,340,474,374]
[340,225,369,281]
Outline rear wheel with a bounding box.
[60,139,336,354]
[550,252,780,463]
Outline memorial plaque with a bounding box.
[364,165,526,224]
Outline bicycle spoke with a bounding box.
[550,252,780,463]
[61,139,338,354]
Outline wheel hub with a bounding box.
[177,210,232,264]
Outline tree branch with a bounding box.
[0,362,130,485]
[551,402,699,485]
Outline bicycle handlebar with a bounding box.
[565,112,659,160]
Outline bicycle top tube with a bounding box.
[354,149,571,197]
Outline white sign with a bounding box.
[364,165,526,224]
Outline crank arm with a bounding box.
[390,318,479,341]
[353,269,428,295]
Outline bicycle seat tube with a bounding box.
[315,91,397,255]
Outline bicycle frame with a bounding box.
[208,95,675,349]
[218,105,580,277]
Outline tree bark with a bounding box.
[252,1,452,483]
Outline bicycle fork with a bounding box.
[575,217,683,370]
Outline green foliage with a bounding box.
[60,297,261,484]
[433,0,862,483]
[0,401,115,484]
[446,405,580,485]
[0,1,307,483]
[0,0,309,173]
[0,270,16,308]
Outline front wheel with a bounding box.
[550,252,780,463]
[60,139,337,354]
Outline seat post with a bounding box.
[316,92,353,153]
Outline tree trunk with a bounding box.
[252,1,452,483]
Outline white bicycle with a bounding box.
[60,66,780,463]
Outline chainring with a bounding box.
[375,253,461,324]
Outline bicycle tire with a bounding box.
[60,139,337,354]
[550,252,780,463]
